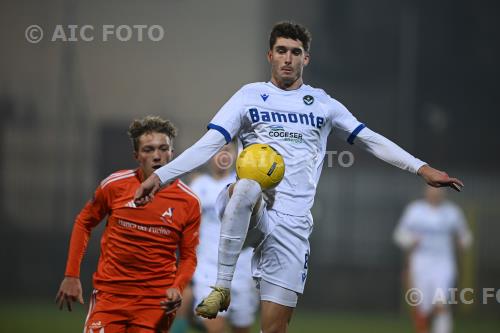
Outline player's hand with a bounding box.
[55,276,84,311]
[160,288,182,315]
[417,165,464,192]
[134,173,162,206]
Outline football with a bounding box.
[236,143,285,190]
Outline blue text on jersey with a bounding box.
[249,108,325,129]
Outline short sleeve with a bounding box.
[328,97,365,144]
[207,89,245,143]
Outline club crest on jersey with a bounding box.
[248,108,324,129]
[303,95,314,105]
[260,93,269,102]
[161,208,174,223]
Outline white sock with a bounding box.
[432,310,452,333]
[216,179,261,288]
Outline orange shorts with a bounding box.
[84,289,174,333]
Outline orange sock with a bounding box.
[411,308,429,333]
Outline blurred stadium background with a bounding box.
[0,0,499,331]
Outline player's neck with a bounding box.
[270,77,303,91]
[211,171,230,180]
[138,168,151,182]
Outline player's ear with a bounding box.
[267,50,273,63]
[303,52,310,66]
[133,150,138,161]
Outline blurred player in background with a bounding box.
[394,186,472,333]
[190,144,259,333]
[56,116,201,333]
[134,22,464,332]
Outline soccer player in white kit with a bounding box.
[135,22,464,333]
[394,186,472,333]
[190,145,259,333]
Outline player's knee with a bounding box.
[231,179,262,207]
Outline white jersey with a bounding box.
[395,200,471,270]
[190,173,253,282]
[209,82,364,216]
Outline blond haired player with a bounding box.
[56,116,201,333]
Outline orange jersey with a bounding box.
[65,169,201,296]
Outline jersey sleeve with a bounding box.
[172,201,201,292]
[64,185,110,277]
[327,97,365,144]
[327,95,426,173]
[207,88,246,143]
[154,130,226,184]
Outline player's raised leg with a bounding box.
[195,178,262,318]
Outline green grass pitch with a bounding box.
[0,302,498,332]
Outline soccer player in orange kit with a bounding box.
[56,116,201,333]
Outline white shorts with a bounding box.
[410,263,455,314]
[252,210,313,294]
[256,278,299,308]
[216,185,314,304]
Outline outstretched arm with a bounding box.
[354,127,463,191]
[134,129,226,205]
